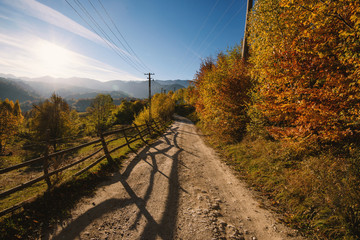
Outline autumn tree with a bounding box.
[173,88,187,105]
[29,93,78,151]
[87,94,115,133]
[248,0,360,142]
[194,46,251,141]
[184,85,197,106]
[0,99,23,154]
[113,100,145,125]
[134,92,175,125]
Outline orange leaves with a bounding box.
[248,0,360,142]
[193,46,251,141]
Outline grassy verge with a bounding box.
[199,129,360,239]
[0,124,169,239]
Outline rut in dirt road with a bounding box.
[48,115,304,240]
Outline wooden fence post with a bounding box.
[123,129,136,153]
[100,132,114,164]
[153,119,165,132]
[134,123,148,145]
[43,145,52,190]
[150,119,162,135]
[159,119,175,133]
[145,120,152,136]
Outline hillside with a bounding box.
[1,75,190,101]
[104,80,186,98]
[0,77,39,102]
[0,75,189,113]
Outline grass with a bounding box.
[200,130,360,240]
[0,123,167,239]
[173,105,360,239]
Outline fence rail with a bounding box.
[0,119,169,217]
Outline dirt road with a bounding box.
[47,116,303,240]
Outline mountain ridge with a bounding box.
[0,74,190,111]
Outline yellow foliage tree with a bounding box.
[248,0,360,142]
[134,93,175,125]
[0,99,23,154]
[194,46,251,141]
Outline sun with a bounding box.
[34,42,71,76]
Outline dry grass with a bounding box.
[0,124,163,239]
[204,133,360,240]
[0,125,150,212]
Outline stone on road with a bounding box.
[48,115,304,240]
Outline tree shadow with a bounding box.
[48,124,187,240]
[51,198,133,240]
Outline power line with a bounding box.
[87,0,150,72]
[72,0,145,73]
[66,0,143,73]
[65,0,148,74]
[174,0,220,77]
[178,0,247,78]
[96,0,151,72]
[199,0,247,57]
[194,0,236,55]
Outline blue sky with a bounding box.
[0,0,248,81]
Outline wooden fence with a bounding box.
[0,119,169,217]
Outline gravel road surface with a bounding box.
[47,115,304,240]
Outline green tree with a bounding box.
[113,100,134,125]
[29,93,77,151]
[87,94,115,133]
[131,100,146,116]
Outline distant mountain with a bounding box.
[105,80,188,98]
[26,76,109,91]
[25,81,105,98]
[21,76,189,98]
[65,90,129,100]
[0,73,22,79]
[0,74,190,109]
[157,80,191,88]
[0,77,40,102]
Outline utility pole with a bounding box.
[145,73,155,120]
[241,0,253,61]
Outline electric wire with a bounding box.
[96,0,151,72]
[65,0,147,74]
[196,0,236,53]
[203,0,247,54]
[72,0,145,73]
[174,0,220,77]
[178,0,244,78]
[87,0,149,72]
[66,0,143,73]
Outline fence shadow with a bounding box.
[49,124,186,240]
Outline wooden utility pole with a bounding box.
[145,73,155,120]
[242,0,253,61]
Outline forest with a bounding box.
[0,92,176,156]
[1,0,359,238]
[178,0,360,239]
[0,90,177,239]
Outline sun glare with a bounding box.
[34,42,72,76]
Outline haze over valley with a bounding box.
[0,74,189,112]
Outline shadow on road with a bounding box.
[49,123,187,240]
